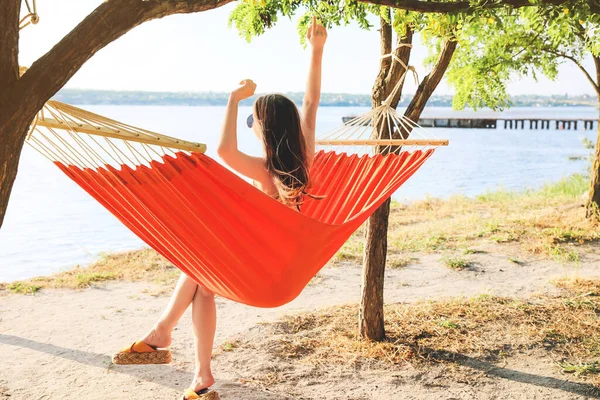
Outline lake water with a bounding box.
[0,106,597,282]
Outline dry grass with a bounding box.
[386,174,597,263]
[0,249,178,294]
[387,255,417,269]
[326,174,598,267]
[232,278,600,392]
[551,275,600,295]
[2,174,597,294]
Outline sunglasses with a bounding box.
[246,114,254,128]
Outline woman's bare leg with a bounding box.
[190,285,216,391]
[141,273,198,348]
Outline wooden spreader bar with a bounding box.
[33,100,207,154]
[36,118,206,153]
[316,139,449,146]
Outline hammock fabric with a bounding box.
[55,149,433,307]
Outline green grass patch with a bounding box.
[547,245,580,264]
[437,318,460,329]
[559,361,600,377]
[536,174,588,199]
[581,137,595,150]
[6,281,41,294]
[475,189,518,203]
[463,248,486,255]
[443,257,471,270]
[333,239,364,263]
[74,271,117,287]
[221,340,240,352]
[476,174,587,201]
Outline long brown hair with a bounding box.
[254,94,310,208]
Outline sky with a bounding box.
[17,0,598,96]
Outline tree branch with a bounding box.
[542,48,600,97]
[404,39,457,126]
[19,0,234,116]
[0,0,20,89]
[356,0,600,15]
[594,55,600,93]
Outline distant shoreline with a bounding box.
[53,89,598,108]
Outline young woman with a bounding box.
[115,17,327,400]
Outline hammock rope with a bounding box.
[380,43,420,108]
[25,100,446,307]
[316,104,447,156]
[19,0,39,30]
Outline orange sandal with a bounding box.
[112,340,172,365]
[182,388,219,400]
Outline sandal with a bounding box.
[112,340,172,365]
[182,388,219,399]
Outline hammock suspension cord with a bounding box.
[380,43,420,107]
[316,44,445,155]
[19,0,39,30]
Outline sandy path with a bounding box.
[1,243,599,399]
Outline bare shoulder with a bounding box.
[253,175,278,198]
[220,151,270,183]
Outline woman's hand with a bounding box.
[231,79,257,102]
[306,16,327,50]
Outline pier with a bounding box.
[341,116,598,130]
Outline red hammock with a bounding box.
[55,149,434,307]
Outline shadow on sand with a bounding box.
[0,333,289,399]
[422,347,600,398]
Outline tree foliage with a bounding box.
[227,0,462,61]
[228,0,373,44]
[447,4,600,110]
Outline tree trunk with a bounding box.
[0,131,27,227]
[0,97,34,227]
[0,0,19,89]
[359,16,413,341]
[360,198,391,339]
[359,34,457,341]
[585,56,600,220]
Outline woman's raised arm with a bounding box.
[217,79,268,182]
[302,16,327,167]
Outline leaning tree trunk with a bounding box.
[0,121,27,227]
[585,56,600,220]
[0,0,234,230]
[0,0,26,228]
[0,101,36,227]
[359,31,457,341]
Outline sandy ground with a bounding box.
[1,242,600,399]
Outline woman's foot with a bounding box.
[182,387,219,400]
[190,373,215,393]
[140,322,172,349]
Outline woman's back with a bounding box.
[216,16,327,209]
